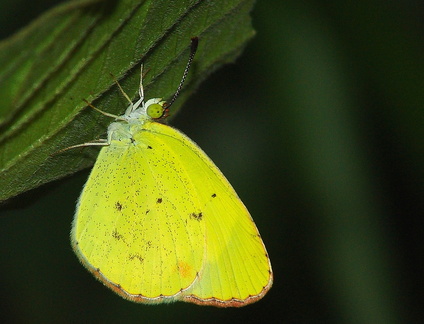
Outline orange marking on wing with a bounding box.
[177,261,193,279]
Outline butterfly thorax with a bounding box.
[106,98,165,144]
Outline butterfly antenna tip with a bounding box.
[165,37,199,110]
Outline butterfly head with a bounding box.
[145,98,169,120]
[125,37,198,124]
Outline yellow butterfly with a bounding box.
[71,38,273,307]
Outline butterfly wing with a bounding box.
[141,122,273,307]
[72,135,205,302]
[72,120,272,307]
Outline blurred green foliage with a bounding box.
[1,0,423,323]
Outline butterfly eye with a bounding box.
[146,103,165,119]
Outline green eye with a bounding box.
[146,103,164,119]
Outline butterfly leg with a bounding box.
[53,139,109,155]
[138,64,145,106]
[123,64,146,116]
[83,99,121,120]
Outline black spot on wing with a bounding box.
[129,254,144,263]
[211,193,217,198]
[190,212,203,221]
[157,198,162,204]
[115,201,123,211]
[112,229,124,241]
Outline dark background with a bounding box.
[1,0,423,323]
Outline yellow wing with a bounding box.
[71,120,273,307]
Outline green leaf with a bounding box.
[0,0,256,202]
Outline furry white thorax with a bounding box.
[106,98,163,144]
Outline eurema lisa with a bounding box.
[71,38,273,307]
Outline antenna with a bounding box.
[164,37,198,110]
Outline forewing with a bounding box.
[144,122,273,307]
